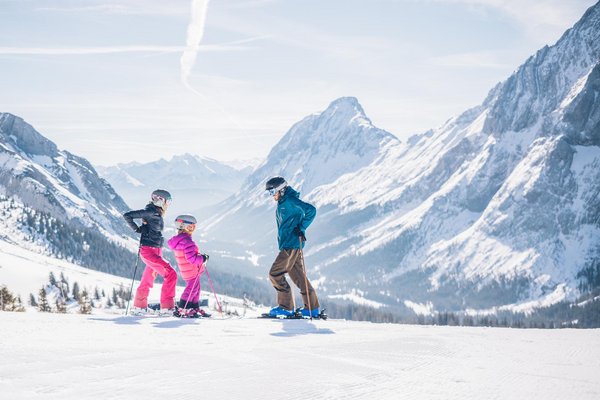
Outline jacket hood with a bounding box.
[167,232,192,250]
[280,186,300,202]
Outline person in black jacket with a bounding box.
[123,189,177,315]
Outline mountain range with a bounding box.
[97,155,253,217]
[0,113,137,275]
[0,113,132,241]
[200,2,600,315]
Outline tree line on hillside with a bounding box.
[2,273,599,327]
[0,272,134,315]
[2,197,137,277]
[324,289,600,328]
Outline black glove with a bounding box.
[201,253,209,263]
[293,226,306,242]
[135,223,147,234]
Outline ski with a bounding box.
[173,308,212,319]
[259,308,328,320]
[129,303,211,318]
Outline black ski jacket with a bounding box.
[123,204,165,248]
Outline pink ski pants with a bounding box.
[134,246,177,309]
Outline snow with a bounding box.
[328,289,385,309]
[404,300,434,316]
[1,311,599,400]
[0,239,137,302]
[245,250,262,267]
[124,172,145,187]
[559,67,593,109]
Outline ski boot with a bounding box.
[129,306,149,316]
[267,306,294,318]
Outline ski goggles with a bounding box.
[151,196,172,208]
[152,194,171,203]
[267,183,287,196]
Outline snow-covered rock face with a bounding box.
[254,97,397,196]
[0,113,131,241]
[204,3,600,314]
[483,4,600,137]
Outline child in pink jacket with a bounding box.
[167,214,209,318]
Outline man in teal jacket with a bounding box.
[265,176,320,318]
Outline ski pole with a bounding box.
[125,245,141,316]
[298,237,313,320]
[204,263,223,318]
[181,269,201,312]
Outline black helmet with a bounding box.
[151,189,172,208]
[265,176,287,195]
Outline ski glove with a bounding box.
[293,226,306,242]
[201,253,209,263]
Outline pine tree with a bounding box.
[60,272,70,292]
[1,286,15,311]
[38,288,52,312]
[79,290,92,314]
[55,298,67,314]
[72,281,80,301]
[29,293,38,307]
[49,271,57,287]
[94,287,101,301]
[13,296,25,312]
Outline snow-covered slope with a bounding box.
[97,154,252,216]
[202,3,600,314]
[1,309,599,400]
[0,113,131,242]
[0,239,134,304]
[0,238,248,316]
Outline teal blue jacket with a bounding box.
[276,186,316,250]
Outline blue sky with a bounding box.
[0,0,596,165]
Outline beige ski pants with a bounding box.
[268,248,320,311]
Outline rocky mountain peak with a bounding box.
[0,113,58,157]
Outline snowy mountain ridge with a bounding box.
[97,153,252,216]
[240,96,397,206]
[0,113,132,245]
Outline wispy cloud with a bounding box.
[0,42,257,56]
[36,5,132,14]
[399,0,595,42]
[430,50,513,69]
[34,1,188,16]
[0,46,184,55]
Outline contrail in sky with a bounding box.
[180,0,211,92]
[179,0,253,139]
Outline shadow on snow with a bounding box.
[269,319,335,337]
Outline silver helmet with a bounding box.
[151,189,172,208]
[174,214,197,230]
